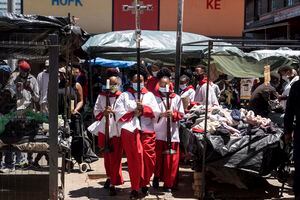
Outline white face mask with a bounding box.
[159,87,167,93]
[179,84,187,90]
[132,83,144,91]
[152,71,158,77]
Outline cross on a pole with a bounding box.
[122,0,152,100]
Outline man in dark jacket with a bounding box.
[284,80,300,199]
[249,73,280,117]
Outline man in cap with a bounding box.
[6,60,39,110]
[3,60,39,170]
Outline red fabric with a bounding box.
[99,90,122,97]
[142,105,155,118]
[146,76,159,93]
[127,86,149,94]
[191,127,205,133]
[96,112,104,121]
[199,76,208,86]
[119,111,134,122]
[172,111,184,122]
[98,134,124,186]
[154,140,180,188]
[140,131,156,187]
[18,60,31,71]
[121,129,144,191]
[182,85,194,93]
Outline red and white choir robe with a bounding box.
[94,91,123,186]
[154,90,185,188]
[194,77,219,106]
[114,87,160,190]
[180,85,196,112]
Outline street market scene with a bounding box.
[0,0,300,199]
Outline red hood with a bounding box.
[127,87,149,94]
[182,85,194,93]
[199,76,212,86]
[99,90,122,97]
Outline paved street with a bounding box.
[64,157,294,200]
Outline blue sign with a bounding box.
[52,0,83,6]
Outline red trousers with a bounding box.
[140,131,156,187]
[98,133,124,186]
[121,129,144,191]
[154,140,180,188]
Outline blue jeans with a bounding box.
[2,151,25,169]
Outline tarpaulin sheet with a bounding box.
[0,12,88,59]
[82,30,299,78]
[90,57,136,68]
[188,129,286,175]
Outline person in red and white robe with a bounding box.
[114,72,160,199]
[93,76,123,196]
[179,75,196,111]
[152,75,185,192]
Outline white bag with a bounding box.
[87,121,101,136]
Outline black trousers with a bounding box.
[294,137,300,198]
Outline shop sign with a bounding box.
[206,0,221,10]
[52,0,83,6]
[240,79,254,100]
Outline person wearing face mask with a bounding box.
[249,72,280,117]
[3,60,39,172]
[146,62,162,93]
[152,72,184,192]
[194,65,219,106]
[179,75,195,110]
[5,60,39,111]
[278,67,299,110]
[114,69,160,199]
[93,76,123,196]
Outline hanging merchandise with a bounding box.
[240,78,254,100]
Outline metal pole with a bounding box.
[49,34,59,200]
[135,0,141,100]
[201,40,213,200]
[175,0,184,94]
[7,0,15,13]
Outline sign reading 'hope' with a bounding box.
[207,0,221,10]
[52,0,83,6]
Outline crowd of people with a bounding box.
[0,59,88,173]
[0,58,299,199]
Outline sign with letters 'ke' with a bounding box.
[52,0,83,6]
[207,0,221,9]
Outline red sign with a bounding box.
[207,0,221,10]
[113,0,159,31]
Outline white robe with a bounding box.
[180,87,195,102]
[154,94,184,142]
[93,94,119,138]
[114,90,160,133]
[194,83,219,106]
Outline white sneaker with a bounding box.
[0,167,15,173]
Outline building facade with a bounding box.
[244,0,300,39]
[22,0,244,37]
[0,0,21,13]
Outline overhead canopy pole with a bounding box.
[175,0,184,94]
[201,40,213,200]
[122,0,152,100]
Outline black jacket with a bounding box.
[284,80,300,140]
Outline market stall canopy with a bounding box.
[82,30,299,78]
[0,12,89,60]
[82,30,241,64]
[212,47,300,78]
[90,57,136,68]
